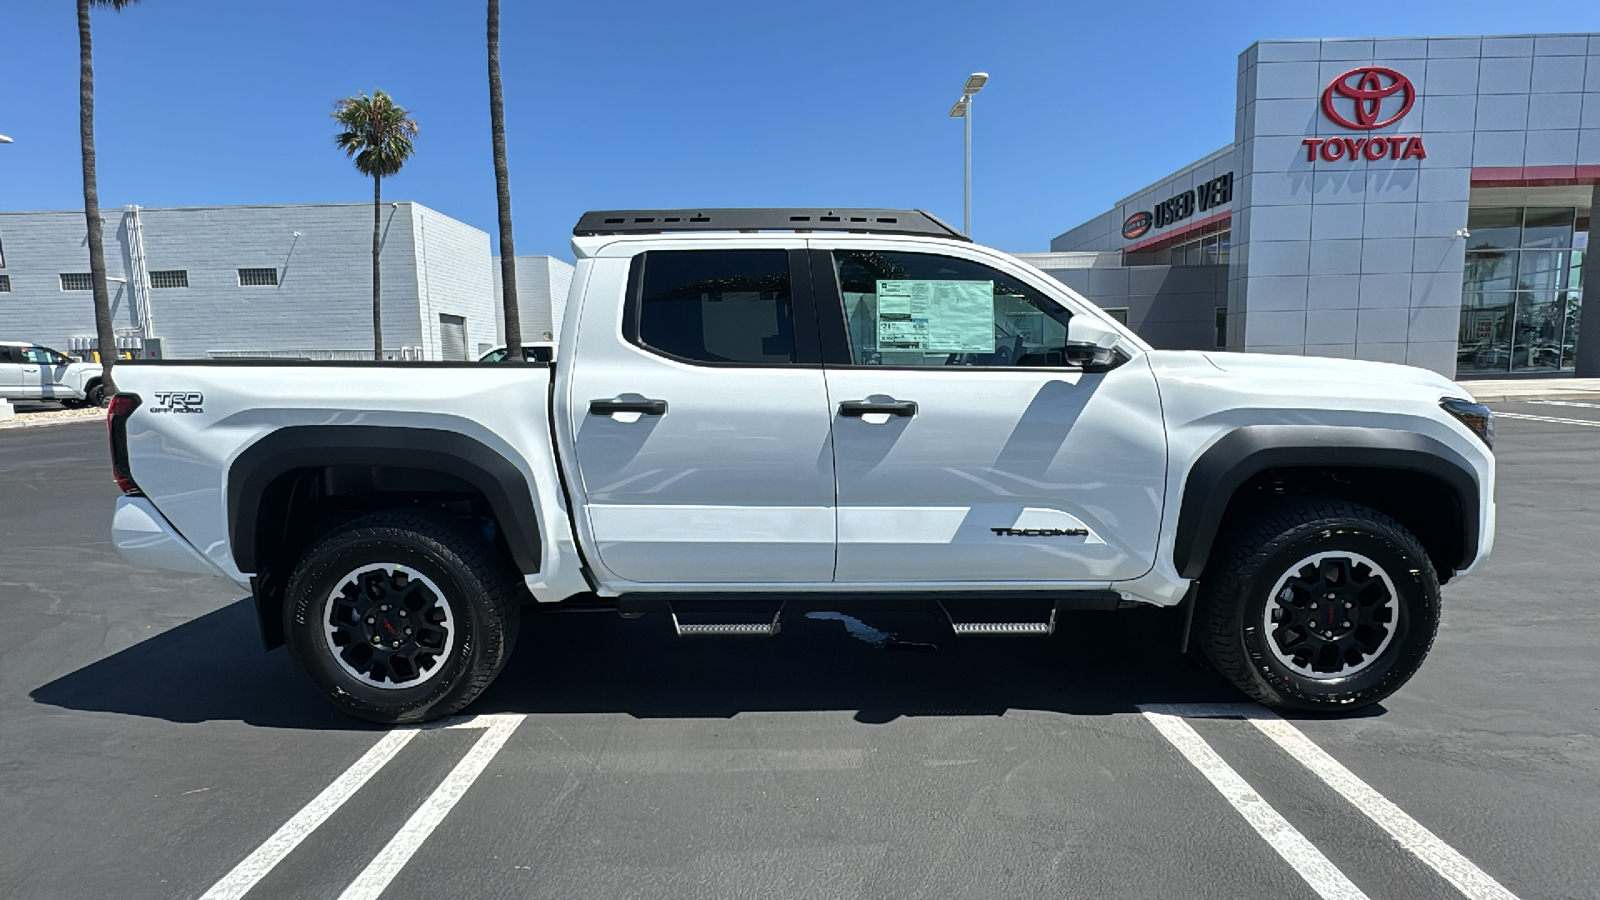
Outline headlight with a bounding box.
[1440,397,1494,450]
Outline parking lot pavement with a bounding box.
[2,408,1598,899]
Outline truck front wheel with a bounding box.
[1196,498,1441,713]
[283,510,520,724]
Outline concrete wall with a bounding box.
[0,202,507,360]
[1019,253,1227,350]
[412,204,496,359]
[1230,34,1600,374]
[492,255,575,344]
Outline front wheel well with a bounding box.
[1208,467,1466,583]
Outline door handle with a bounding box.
[838,399,917,418]
[589,397,668,416]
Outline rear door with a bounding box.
[811,241,1167,584]
[561,242,837,585]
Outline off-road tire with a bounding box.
[84,382,109,408]
[284,510,521,724]
[1196,498,1440,713]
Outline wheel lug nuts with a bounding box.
[1342,621,1351,628]
[404,627,413,635]
[373,637,383,645]
[398,610,407,618]
[365,617,375,625]
[1310,602,1318,610]
[392,640,401,648]
[380,604,390,612]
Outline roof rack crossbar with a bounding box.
[573,208,970,242]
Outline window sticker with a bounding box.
[874,280,995,353]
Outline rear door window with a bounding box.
[632,249,797,365]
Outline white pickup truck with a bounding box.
[0,341,109,406]
[107,208,1496,724]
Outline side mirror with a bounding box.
[1064,315,1123,373]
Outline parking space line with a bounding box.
[1144,703,1520,900]
[1140,708,1370,900]
[1495,412,1600,427]
[336,714,526,900]
[1525,400,1600,409]
[198,727,421,900]
[1248,716,1520,900]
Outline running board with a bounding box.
[939,601,1057,637]
[669,605,784,637]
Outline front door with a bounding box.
[813,244,1168,584]
[0,346,21,397]
[563,244,837,585]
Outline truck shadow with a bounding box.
[31,597,1290,729]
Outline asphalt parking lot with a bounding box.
[2,402,1597,900]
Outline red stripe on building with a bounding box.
[1470,166,1600,187]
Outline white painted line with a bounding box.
[198,728,421,900]
[1525,399,1600,409]
[1139,708,1370,900]
[336,714,525,900]
[1495,412,1600,427]
[1248,716,1521,900]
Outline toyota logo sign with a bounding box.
[1321,66,1416,130]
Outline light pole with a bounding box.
[948,72,987,236]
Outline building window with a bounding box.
[238,267,278,287]
[0,275,10,293]
[1216,307,1228,348]
[1125,228,1230,267]
[1459,207,1586,375]
[1103,307,1129,326]
[149,270,188,289]
[0,236,6,268]
[60,273,93,291]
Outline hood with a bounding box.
[1198,351,1468,398]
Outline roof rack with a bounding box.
[572,208,971,242]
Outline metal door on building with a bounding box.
[438,314,468,361]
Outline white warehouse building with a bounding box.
[0,202,572,361]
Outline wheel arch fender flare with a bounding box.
[1172,424,1481,579]
[227,425,542,577]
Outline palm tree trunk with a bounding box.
[488,0,521,355]
[78,0,118,389]
[372,172,383,360]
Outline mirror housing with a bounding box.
[1064,315,1124,373]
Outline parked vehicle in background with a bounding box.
[106,208,1496,725]
[479,342,556,363]
[0,341,109,406]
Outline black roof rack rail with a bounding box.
[572,208,971,242]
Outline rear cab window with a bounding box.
[627,249,801,365]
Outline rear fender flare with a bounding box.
[227,425,542,576]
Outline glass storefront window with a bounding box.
[1518,250,1568,293]
[1459,205,1589,375]
[1512,291,1566,371]
[1464,250,1517,292]
[1458,293,1514,374]
[1466,208,1522,251]
[1523,208,1575,249]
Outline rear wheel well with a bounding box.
[1209,466,1465,583]
[249,464,522,649]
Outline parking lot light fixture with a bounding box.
[950,72,988,237]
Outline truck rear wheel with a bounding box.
[1196,498,1440,713]
[283,510,520,724]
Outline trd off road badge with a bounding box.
[151,391,205,414]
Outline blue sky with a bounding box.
[2,1,1597,259]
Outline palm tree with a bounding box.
[488,0,522,358]
[332,90,419,360]
[77,0,140,396]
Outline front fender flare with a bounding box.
[1172,425,1480,579]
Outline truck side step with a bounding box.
[939,600,1057,637]
[668,602,784,637]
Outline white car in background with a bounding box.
[0,341,109,407]
[478,342,556,363]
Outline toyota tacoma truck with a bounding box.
[106,208,1496,724]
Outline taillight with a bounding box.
[108,392,142,495]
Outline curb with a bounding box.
[0,410,104,431]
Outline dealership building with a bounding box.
[1030,32,1600,378]
[0,202,572,361]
